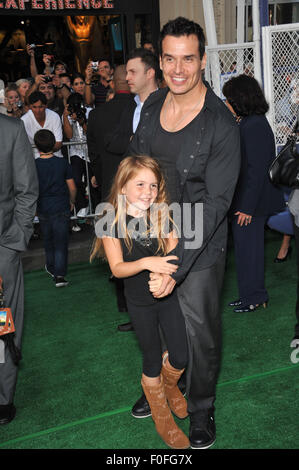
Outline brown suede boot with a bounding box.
[161,351,188,419]
[141,377,190,449]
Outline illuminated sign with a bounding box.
[0,0,114,10]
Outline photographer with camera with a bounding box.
[63,93,93,222]
[84,59,113,107]
[27,44,54,78]
[2,85,26,118]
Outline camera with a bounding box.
[17,100,23,109]
[29,44,36,49]
[44,76,52,83]
[91,61,99,72]
[68,102,87,123]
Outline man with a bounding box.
[84,59,113,107]
[142,40,155,54]
[21,91,63,159]
[0,114,38,424]
[27,74,70,117]
[129,17,241,449]
[126,48,159,134]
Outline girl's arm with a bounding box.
[102,237,178,279]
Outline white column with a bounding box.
[252,0,262,84]
[203,0,221,96]
[237,0,245,43]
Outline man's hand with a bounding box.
[85,62,93,82]
[43,54,52,67]
[148,273,163,293]
[26,44,35,57]
[152,274,176,299]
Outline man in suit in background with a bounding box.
[0,114,38,424]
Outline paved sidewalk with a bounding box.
[22,222,95,272]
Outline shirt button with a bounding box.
[190,155,194,159]
[184,169,188,173]
[196,141,200,145]
[140,139,144,143]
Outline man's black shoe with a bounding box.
[0,403,16,425]
[189,409,216,449]
[131,392,152,418]
[131,381,186,419]
[117,322,134,332]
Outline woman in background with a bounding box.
[223,74,284,313]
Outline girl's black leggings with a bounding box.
[127,290,188,377]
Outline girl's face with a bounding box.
[6,90,19,105]
[18,81,30,98]
[122,168,159,216]
[73,78,85,95]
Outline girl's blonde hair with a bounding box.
[90,155,172,261]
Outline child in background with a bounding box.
[34,129,76,287]
[91,156,189,449]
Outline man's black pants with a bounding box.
[177,250,226,415]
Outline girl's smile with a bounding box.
[122,168,159,217]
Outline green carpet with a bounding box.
[0,229,298,449]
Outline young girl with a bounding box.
[91,156,189,449]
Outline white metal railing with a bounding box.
[262,23,299,147]
[205,41,259,100]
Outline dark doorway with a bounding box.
[0,14,126,83]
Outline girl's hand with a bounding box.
[234,211,252,226]
[143,255,178,275]
[148,273,163,293]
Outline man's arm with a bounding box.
[84,63,95,106]
[52,113,63,152]
[66,178,77,211]
[2,121,39,251]
[172,121,241,286]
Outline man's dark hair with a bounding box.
[29,91,47,105]
[72,72,85,84]
[127,48,160,80]
[222,74,269,117]
[98,58,111,66]
[59,73,71,80]
[34,129,56,153]
[159,17,206,59]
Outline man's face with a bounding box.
[126,58,150,96]
[30,100,46,121]
[160,34,206,96]
[98,61,111,80]
[39,82,55,101]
